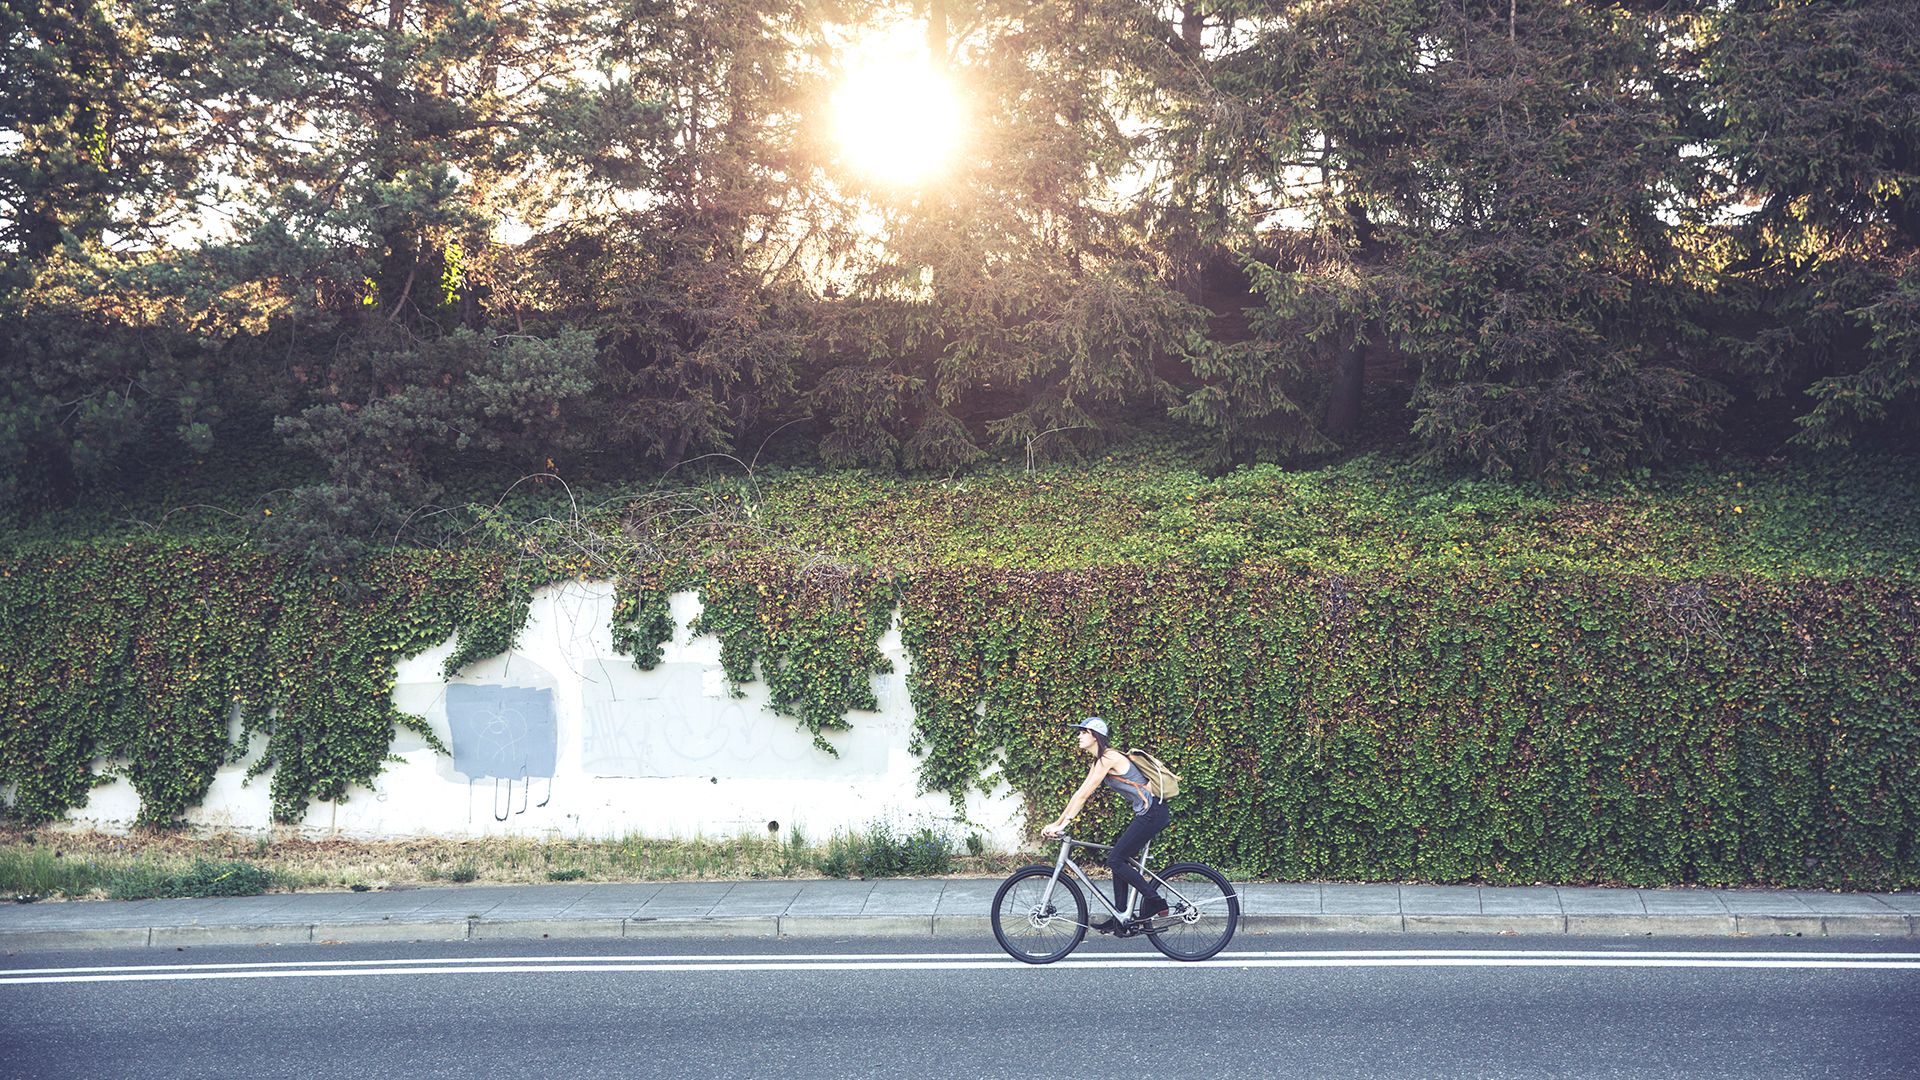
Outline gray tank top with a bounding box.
[1103,757,1156,816]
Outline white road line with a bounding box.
[2,955,1918,985]
[4,949,1918,978]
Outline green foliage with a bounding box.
[815,822,954,878]
[690,559,897,754]
[609,570,680,671]
[1702,0,1920,450]
[545,867,587,882]
[2,451,1917,889]
[742,452,1919,580]
[0,844,109,900]
[108,859,271,900]
[0,541,530,826]
[902,565,1920,888]
[1196,0,1726,477]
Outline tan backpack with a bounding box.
[1125,748,1182,800]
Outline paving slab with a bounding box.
[1867,893,1920,914]
[5,905,166,929]
[1640,890,1730,914]
[478,886,597,919]
[933,882,999,915]
[559,884,663,918]
[399,888,517,919]
[1399,887,1480,915]
[709,883,804,917]
[1479,887,1561,915]
[1238,884,1320,915]
[1557,888,1645,914]
[861,882,946,916]
[634,884,736,917]
[1320,885,1400,915]
[784,882,875,916]
[1718,890,1812,914]
[1788,892,1902,914]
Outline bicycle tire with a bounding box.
[1144,862,1239,961]
[991,865,1088,964]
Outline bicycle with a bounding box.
[990,832,1240,964]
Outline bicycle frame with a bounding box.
[1038,833,1193,926]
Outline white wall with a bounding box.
[58,581,1026,848]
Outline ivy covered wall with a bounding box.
[4,541,1916,888]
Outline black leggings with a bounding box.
[1108,800,1171,913]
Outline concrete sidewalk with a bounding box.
[2,879,1916,951]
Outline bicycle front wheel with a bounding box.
[1146,862,1239,961]
[991,866,1088,964]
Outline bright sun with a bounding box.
[831,37,964,186]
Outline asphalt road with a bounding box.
[3,935,1915,1079]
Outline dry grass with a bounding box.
[1,826,1029,899]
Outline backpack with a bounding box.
[1125,748,1182,800]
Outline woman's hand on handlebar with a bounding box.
[1040,819,1067,838]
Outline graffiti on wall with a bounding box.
[446,683,556,820]
[577,659,891,778]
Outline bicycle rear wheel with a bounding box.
[1145,862,1239,961]
[991,866,1088,964]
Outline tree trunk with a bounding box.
[1324,338,1366,442]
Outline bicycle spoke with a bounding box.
[1144,864,1239,962]
[991,866,1088,964]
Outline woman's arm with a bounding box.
[1040,757,1115,837]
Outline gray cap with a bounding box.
[1069,716,1109,738]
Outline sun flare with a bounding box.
[831,40,964,186]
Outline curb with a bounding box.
[3,912,1913,951]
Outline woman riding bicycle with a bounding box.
[1039,716,1170,934]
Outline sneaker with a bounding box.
[1137,896,1171,920]
[1090,917,1124,935]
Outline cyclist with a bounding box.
[1039,716,1170,934]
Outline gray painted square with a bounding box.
[448,684,557,780]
